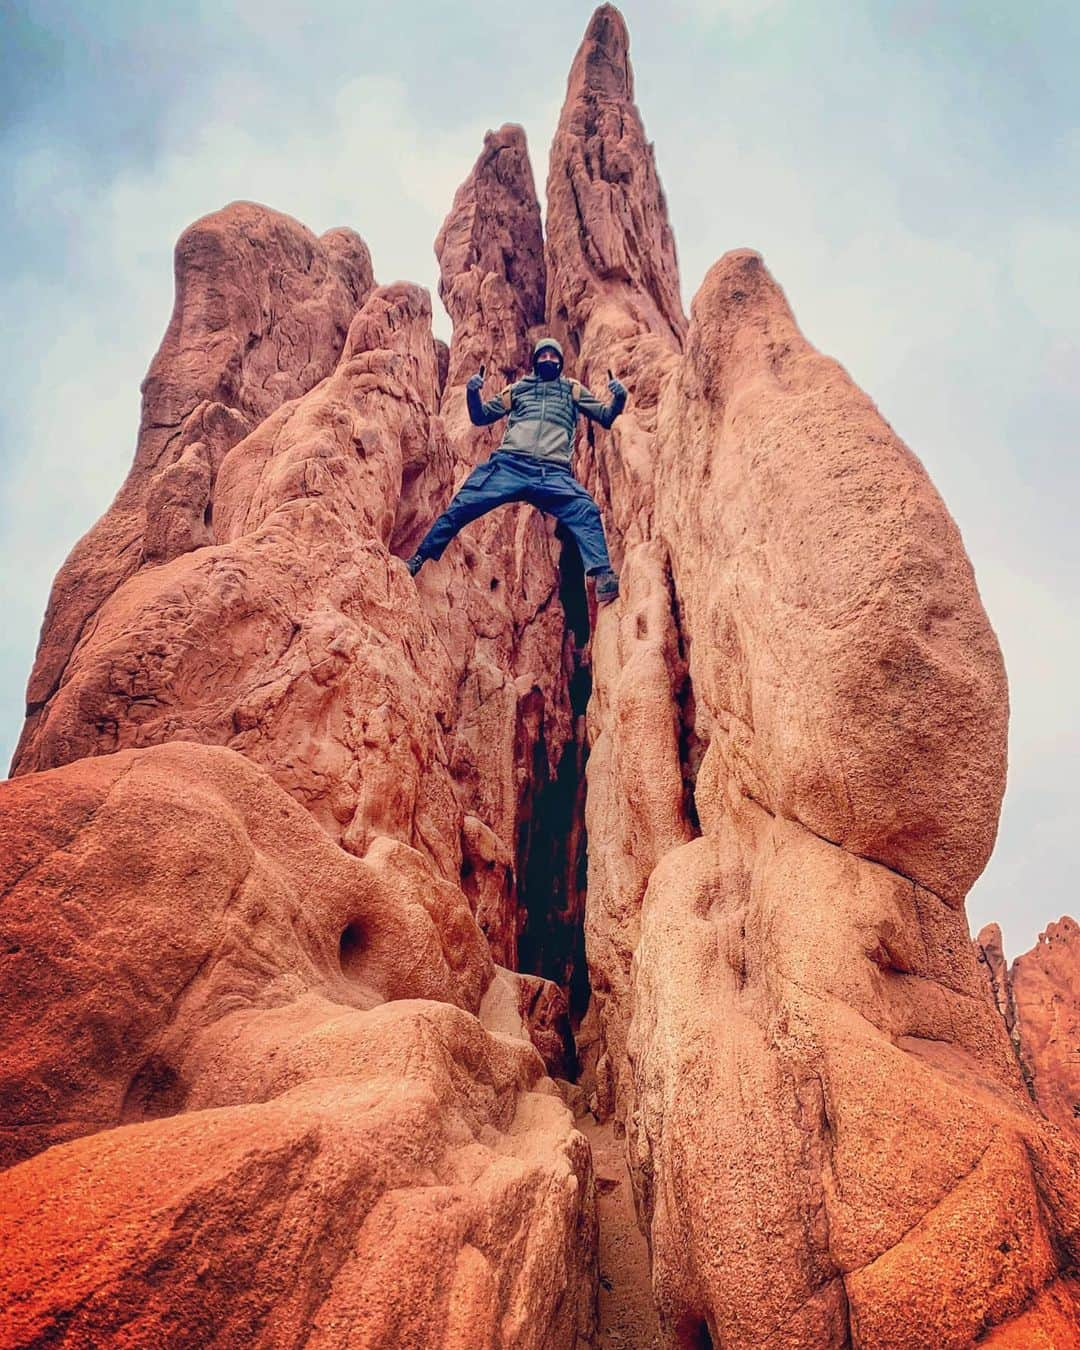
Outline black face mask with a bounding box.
[536,359,561,381]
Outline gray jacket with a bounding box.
[467,372,627,466]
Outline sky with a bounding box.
[2,0,1076,960]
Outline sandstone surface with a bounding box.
[0,745,595,1347]
[4,5,1079,1348]
[1010,917,1080,1133]
[12,280,468,878]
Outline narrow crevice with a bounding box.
[509,528,666,1343]
[1005,1005,1039,1104]
[516,736,588,1008]
[666,555,704,837]
[973,945,1038,1104]
[582,1113,663,1347]
[514,527,593,1072]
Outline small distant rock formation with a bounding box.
[977,917,1080,1135]
[3,5,1079,1347]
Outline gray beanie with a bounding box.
[532,337,564,366]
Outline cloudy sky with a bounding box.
[2,1,1076,959]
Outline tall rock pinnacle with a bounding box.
[546,5,686,353]
[545,5,687,550]
[436,123,546,393]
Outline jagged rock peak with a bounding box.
[435,123,546,396]
[546,4,687,359]
[1033,914,1080,946]
[975,921,1014,1025]
[435,122,545,331]
[568,4,633,103]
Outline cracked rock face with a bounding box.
[3,5,1079,1348]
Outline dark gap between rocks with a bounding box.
[515,527,593,1078]
[667,556,704,838]
[512,535,664,1349]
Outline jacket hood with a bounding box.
[531,337,564,366]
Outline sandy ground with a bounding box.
[580,1114,662,1348]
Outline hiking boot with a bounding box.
[405,553,425,577]
[593,568,619,605]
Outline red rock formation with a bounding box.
[9,127,582,994]
[422,124,587,979]
[4,5,1080,1347]
[977,918,1080,1136]
[435,124,547,394]
[11,203,374,774]
[545,2,693,1123]
[544,3,686,556]
[545,6,1080,1345]
[11,281,467,878]
[976,920,1014,1025]
[0,742,492,1168]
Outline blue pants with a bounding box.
[416,452,613,574]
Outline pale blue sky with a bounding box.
[2,1,1077,959]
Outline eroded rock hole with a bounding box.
[120,1055,186,1123]
[339,921,365,980]
[674,1314,715,1350]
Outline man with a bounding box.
[405,338,627,603]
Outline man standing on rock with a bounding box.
[406,339,627,603]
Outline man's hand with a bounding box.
[467,364,486,393]
[608,373,627,399]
